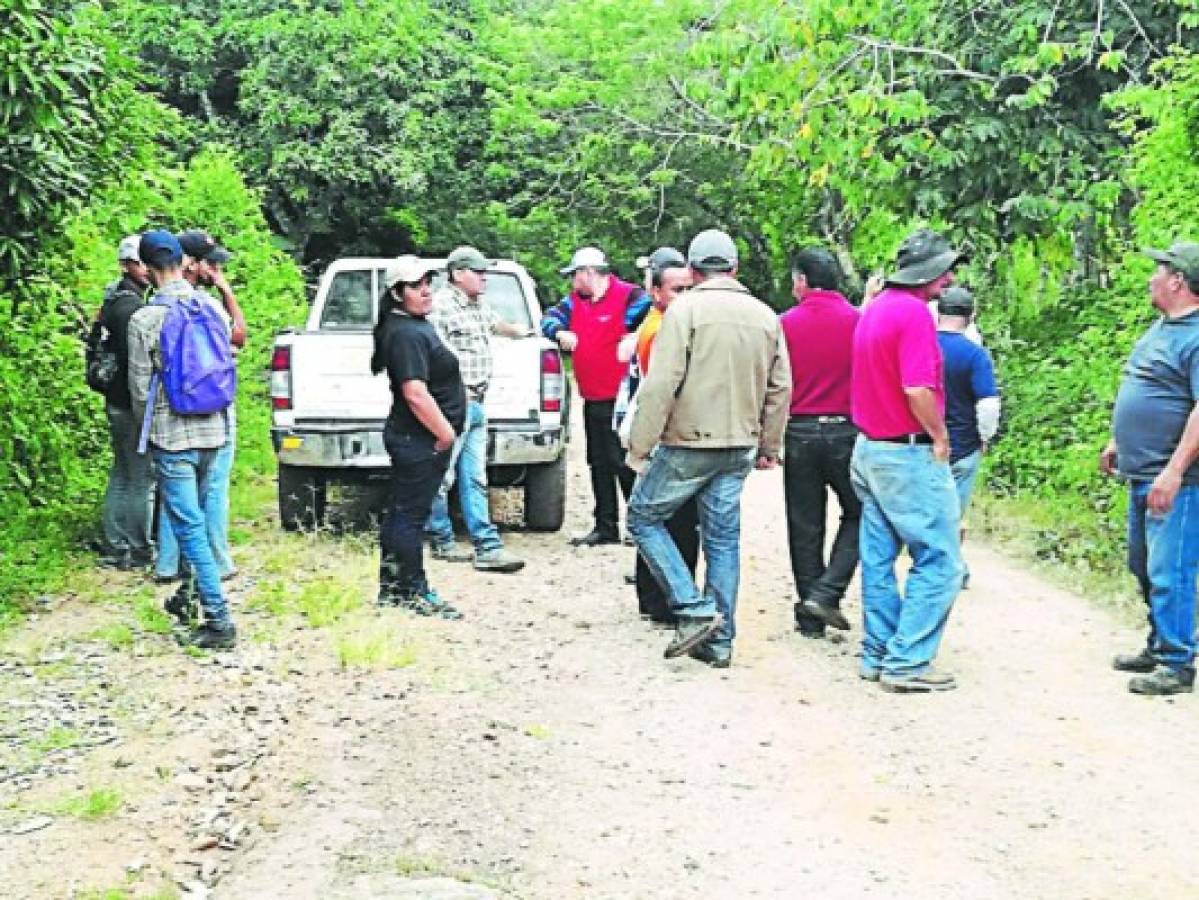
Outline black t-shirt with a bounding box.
[99,275,148,410]
[379,310,466,438]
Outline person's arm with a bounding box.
[492,314,531,338]
[401,381,456,451]
[904,387,951,461]
[1148,404,1199,514]
[540,296,576,349]
[627,303,690,468]
[976,397,1001,447]
[204,264,247,348]
[756,326,792,469]
[127,311,153,412]
[1100,437,1118,476]
[624,287,650,331]
[973,350,1000,449]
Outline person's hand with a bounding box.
[434,432,455,453]
[617,332,637,364]
[230,316,247,348]
[755,453,778,470]
[625,452,647,474]
[1148,469,1182,516]
[932,437,950,463]
[205,262,231,294]
[557,330,579,352]
[1099,440,1118,476]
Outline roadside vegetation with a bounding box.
[3,0,1199,624]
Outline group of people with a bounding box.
[93,229,245,648]
[94,219,1199,696]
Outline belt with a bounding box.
[873,433,932,445]
[790,414,850,424]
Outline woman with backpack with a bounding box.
[370,255,466,618]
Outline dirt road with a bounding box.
[2,399,1197,899]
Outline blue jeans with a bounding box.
[157,428,235,578]
[153,448,231,626]
[627,446,756,649]
[950,449,983,517]
[102,404,154,553]
[425,400,502,552]
[1127,480,1199,672]
[851,437,963,677]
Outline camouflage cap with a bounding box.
[1144,241,1199,287]
[446,245,490,272]
[888,228,963,287]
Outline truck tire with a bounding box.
[278,464,327,531]
[524,453,566,532]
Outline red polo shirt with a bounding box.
[779,289,859,415]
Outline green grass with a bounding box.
[296,578,362,627]
[56,786,123,820]
[333,620,419,671]
[31,726,82,754]
[133,596,173,634]
[393,853,499,888]
[90,623,135,651]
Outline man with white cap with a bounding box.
[541,246,649,546]
[626,229,791,666]
[96,234,154,570]
[425,245,529,573]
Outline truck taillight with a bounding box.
[540,349,562,413]
[270,346,292,410]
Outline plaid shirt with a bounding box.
[128,278,231,452]
[428,283,500,392]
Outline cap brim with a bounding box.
[1143,248,1172,266]
[559,265,578,276]
[888,249,963,286]
[208,246,232,265]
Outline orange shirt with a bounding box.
[635,307,663,374]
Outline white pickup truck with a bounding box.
[269,257,569,531]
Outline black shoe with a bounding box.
[689,642,732,668]
[1129,667,1194,695]
[1113,649,1157,673]
[570,528,621,547]
[98,550,130,570]
[154,572,181,584]
[164,585,199,627]
[793,602,825,638]
[800,598,851,631]
[127,548,154,570]
[182,623,237,650]
[664,614,723,659]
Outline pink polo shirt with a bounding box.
[850,286,944,439]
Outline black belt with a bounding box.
[790,414,850,424]
[874,433,932,445]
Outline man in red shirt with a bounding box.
[779,248,861,638]
[850,229,965,693]
[541,247,649,546]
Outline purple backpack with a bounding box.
[156,291,237,414]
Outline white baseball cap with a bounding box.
[559,246,609,276]
[384,255,437,289]
[117,234,142,263]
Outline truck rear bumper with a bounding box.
[272,425,564,469]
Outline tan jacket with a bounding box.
[627,276,791,466]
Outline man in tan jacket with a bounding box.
[627,229,791,666]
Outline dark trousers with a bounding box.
[635,495,700,622]
[583,399,635,536]
[381,430,452,596]
[784,418,862,633]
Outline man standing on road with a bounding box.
[627,229,791,667]
[97,235,154,571]
[936,286,1000,587]
[541,247,649,547]
[850,228,964,693]
[128,231,237,649]
[780,247,861,639]
[425,245,528,573]
[1103,241,1199,696]
[155,229,244,584]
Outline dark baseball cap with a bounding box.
[1144,241,1199,286]
[138,230,183,269]
[937,286,975,316]
[177,229,232,265]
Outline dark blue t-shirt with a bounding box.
[937,331,999,463]
[1112,311,1199,484]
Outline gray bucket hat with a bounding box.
[937,286,975,316]
[888,229,963,287]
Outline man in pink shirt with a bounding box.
[779,247,861,638]
[850,229,965,693]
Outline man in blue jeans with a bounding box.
[627,229,791,666]
[1103,240,1199,696]
[850,229,964,693]
[425,246,529,573]
[127,231,236,650]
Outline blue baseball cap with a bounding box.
[138,230,183,268]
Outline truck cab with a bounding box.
[269,257,568,531]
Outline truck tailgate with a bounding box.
[289,332,389,422]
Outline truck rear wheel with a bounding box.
[524,453,566,531]
[278,464,327,531]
